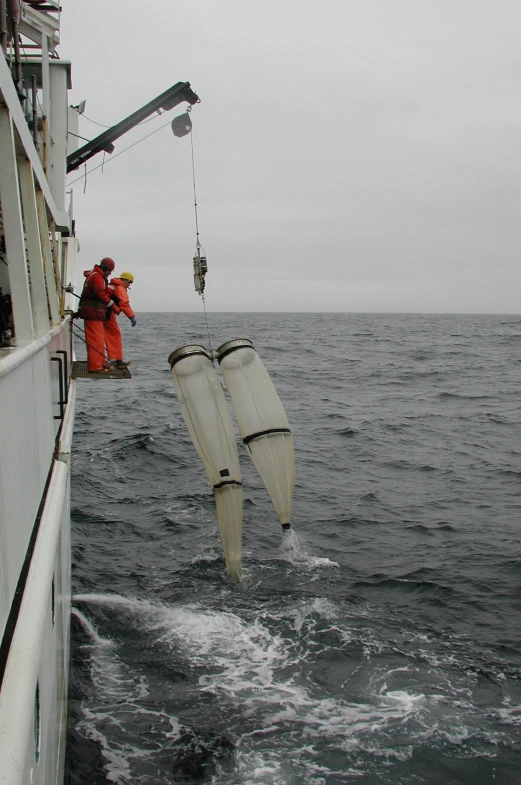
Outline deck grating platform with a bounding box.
[71,361,132,380]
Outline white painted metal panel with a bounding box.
[36,189,61,325]
[0,459,69,785]
[0,108,35,343]
[49,64,68,212]
[0,336,74,785]
[62,238,78,314]
[0,49,69,231]
[19,4,60,48]
[0,323,69,640]
[67,106,80,156]
[18,159,50,337]
[0,7,73,785]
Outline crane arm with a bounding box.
[66,81,199,174]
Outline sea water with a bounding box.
[66,313,521,784]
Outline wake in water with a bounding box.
[69,584,521,785]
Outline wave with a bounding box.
[69,313,521,784]
[352,574,457,604]
[437,392,491,400]
[337,427,357,437]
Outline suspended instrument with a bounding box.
[216,339,295,531]
[168,344,243,580]
[168,110,296,577]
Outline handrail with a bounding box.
[56,349,68,403]
[0,318,69,379]
[51,355,64,419]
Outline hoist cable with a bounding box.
[67,118,173,186]
[188,117,214,362]
[189,119,201,254]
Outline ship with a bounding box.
[0,3,198,782]
[0,1,77,781]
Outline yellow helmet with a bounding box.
[119,272,134,283]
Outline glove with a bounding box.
[131,317,137,327]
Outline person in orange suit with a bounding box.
[104,271,136,369]
[77,257,117,373]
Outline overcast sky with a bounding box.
[60,1,521,313]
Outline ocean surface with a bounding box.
[65,313,521,785]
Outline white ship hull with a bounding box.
[0,325,75,785]
[0,2,78,782]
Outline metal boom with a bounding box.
[66,81,199,173]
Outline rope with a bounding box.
[188,113,214,363]
[82,111,164,129]
[68,131,91,143]
[81,114,111,128]
[67,118,173,186]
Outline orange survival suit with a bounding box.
[104,278,135,363]
[78,265,117,371]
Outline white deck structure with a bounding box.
[0,3,79,782]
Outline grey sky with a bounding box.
[61,1,521,313]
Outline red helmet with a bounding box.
[99,257,115,272]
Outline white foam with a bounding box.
[72,598,185,782]
[72,607,113,647]
[234,752,283,784]
[73,595,420,747]
[74,592,160,617]
[74,591,507,782]
[190,548,221,564]
[381,689,425,713]
[497,704,521,726]
[78,712,132,784]
[273,597,339,632]
[279,529,339,569]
